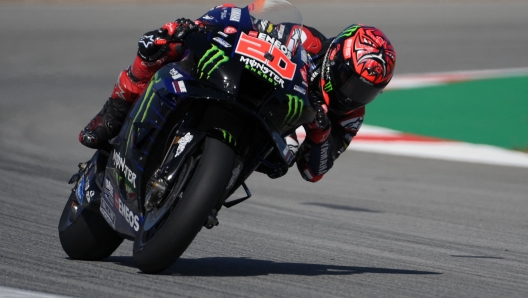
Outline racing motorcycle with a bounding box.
[58,0,315,274]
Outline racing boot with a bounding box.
[79,97,131,150]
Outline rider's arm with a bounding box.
[296,106,365,182]
[110,20,195,104]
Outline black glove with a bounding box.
[258,135,298,179]
[138,19,199,62]
[161,18,199,42]
[312,96,330,130]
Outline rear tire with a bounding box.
[133,137,235,273]
[58,193,124,261]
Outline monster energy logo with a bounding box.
[285,95,304,124]
[219,128,236,146]
[323,81,333,92]
[198,45,229,79]
[337,25,361,38]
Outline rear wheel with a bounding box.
[133,137,235,273]
[58,193,124,260]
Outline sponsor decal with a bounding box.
[175,132,194,157]
[257,32,292,58]
[285,94,304,124]
[139,34,154,48]
[112,150,137,188]
[277,24,285,39]
[221,10,228,19]
[294,85,306,95]
[219,128,236,145]
[266,23,274,33]
[104,178,113,202]
[287,28,303,54]
[240,56,285,88]
[76,176,85,204]
[323,81,333,92]
[318,140,330,174]
[169,68,183,80]
[100,200,116,229]
[212,37,232,48]
[226,163,242,190]
[172,80,187,93]
[229,8,241,22]
[300,68,307,82]
[300,67,308,87]
[329,48,337,61]
[224,26,237,34]
[197,45,229,79]
[311,68,320,82]
[218,31,228,38]
[235,32,296,81]
[301,48,308,64]
[202,14,215,20]
[343,37,353,60]
[337,25,361,38]
[258,20,269,32]
[116,196,140,231]
[341,116,363,131]
[86,190,95,203]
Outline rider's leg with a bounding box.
[78,68,141,150]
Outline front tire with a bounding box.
[58,193,124,260]
[133,137,235,273]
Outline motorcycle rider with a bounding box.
[79,3,396,182]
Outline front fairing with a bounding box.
[183,4,315,134]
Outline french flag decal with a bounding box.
[172,80,187,93]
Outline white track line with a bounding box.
[295,66,528,168]
[386,67,528,90]
[0,286,69,298]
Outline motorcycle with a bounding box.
[58,0,315,274]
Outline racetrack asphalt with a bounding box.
[1,1,527,297]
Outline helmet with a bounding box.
[320,24,396,113]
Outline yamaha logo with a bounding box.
[224,26,237,34]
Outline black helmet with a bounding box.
[320,24,396,113]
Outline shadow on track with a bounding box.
[302,202,382,213]
[105,256,441,276]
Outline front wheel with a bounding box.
[133,137,235,273]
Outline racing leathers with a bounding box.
[79,4,364,183]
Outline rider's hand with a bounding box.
[159,18,200,42]
[313,99,330,130]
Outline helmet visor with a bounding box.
[331,63,384,110]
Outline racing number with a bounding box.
[235,32,296,80]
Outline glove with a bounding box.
[137,19,200,62]
[313,98,330,130]
[159,18,200,42]
[265,135,298,179]
[255,135,298,179]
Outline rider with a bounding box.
[79,3,396,182]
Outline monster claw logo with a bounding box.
[198,45,229,79]
[285,95,304,124]
[337,25,361,38]
[323,81,333,92]
[219,128,237,146]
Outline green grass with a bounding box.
[364,76,528,149]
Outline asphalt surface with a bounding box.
[1,1,528,297]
